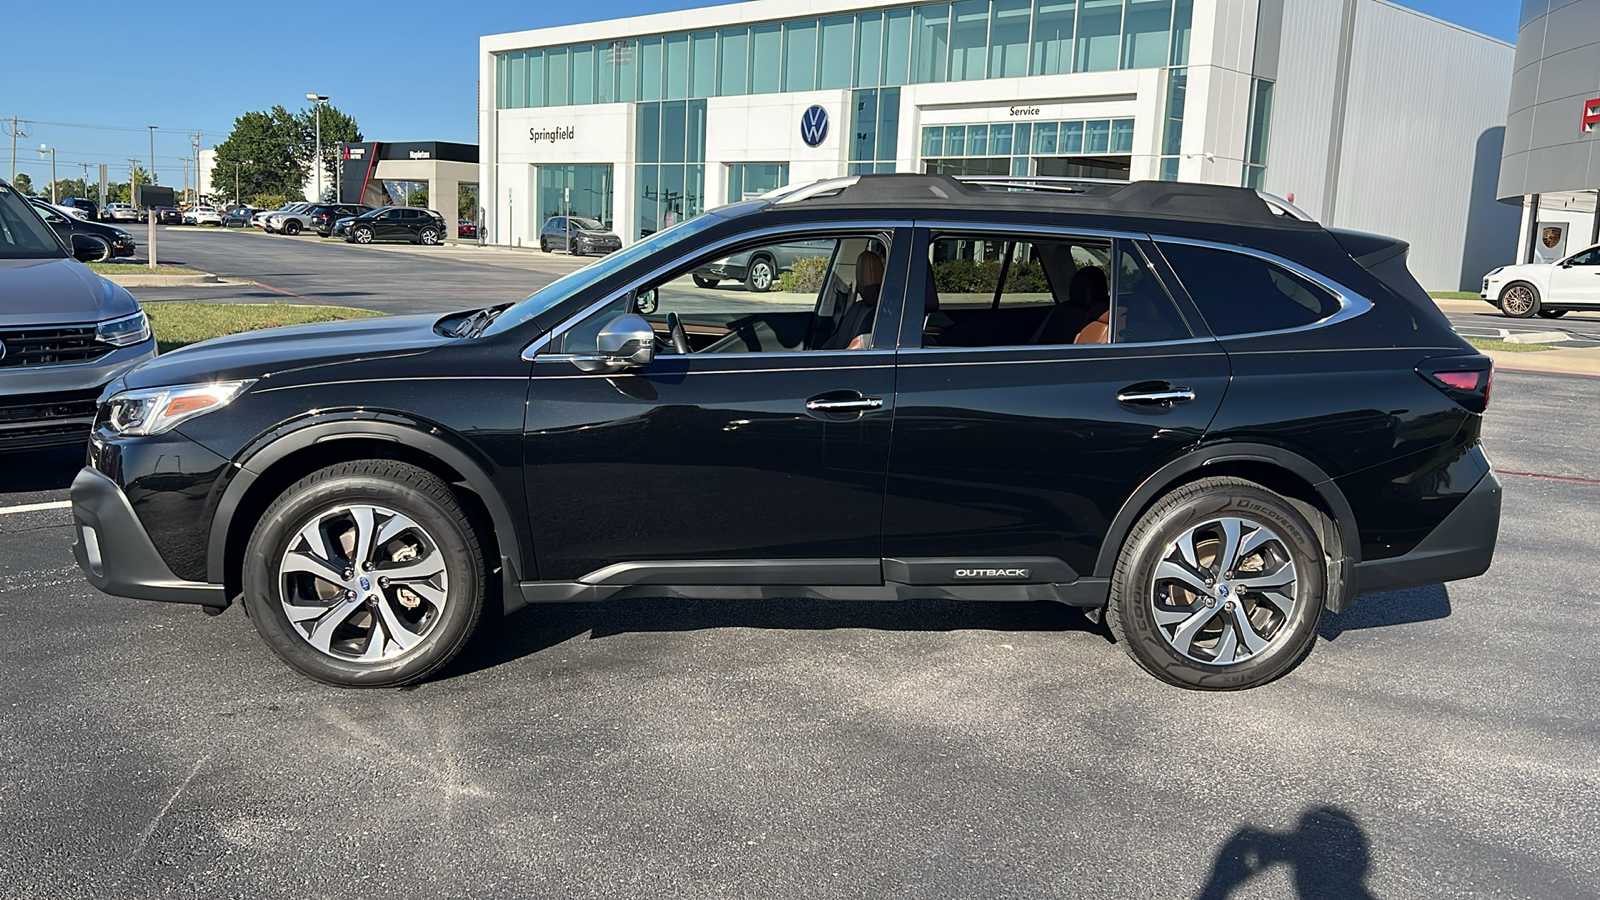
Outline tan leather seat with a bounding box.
[1075,310,1110,344]
[824,250,885,350]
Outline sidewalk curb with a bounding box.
[103,273,222,287]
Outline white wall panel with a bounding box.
[1262,0,1346,219]
[1333,1,1517,289]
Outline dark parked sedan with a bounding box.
[341,207,448,245]
[220,207,257,228]
[538,215,621,256]
[152,207,182,225]
[28,198,137,260]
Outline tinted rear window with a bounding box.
[1159,243,1341,336]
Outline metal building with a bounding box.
[1498,0,1600,264]
[480,0,1517,289]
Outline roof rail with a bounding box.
[956,174,1130,189]
[764,176,861,204]
[1256,191,1316,222]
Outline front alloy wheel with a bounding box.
[243,460,485,686]
[419,227,440,245]
[353,226,374,244]
[745,258,775,292]
[1499,283,1539,318]
[1105,476,1325,690]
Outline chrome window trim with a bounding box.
[914,219,1148,243]
[521,219,908,362]
[1153,235,1374,339]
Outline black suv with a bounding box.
[69,175,1501,690]
[308,203,372,237]
[342,207,447,245]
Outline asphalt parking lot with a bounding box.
[2,231,1597,898]
[1444,303,1600,349]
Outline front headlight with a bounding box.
[97,311,150,347]
[1486,267,1505,278]
[104,380,254,436]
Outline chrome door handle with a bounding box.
[806,397,883,411]
[1117,387,1196,405]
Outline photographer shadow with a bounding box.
[0,445,83,493]
[1321,583,1452,641]
[1197,806,1376,900]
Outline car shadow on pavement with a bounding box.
[440,597,1099,681]
[0,445,84,494]
[1319,583,1451,640]
[1195,806,1376,900]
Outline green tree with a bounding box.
[107,164,158,204]
[293,103,361,201]
[210,106,307,205]
[45,178,91,202]
[12,172,34,194]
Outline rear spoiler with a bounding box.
[1326,228,1453,332]
[1327,228,1409,269]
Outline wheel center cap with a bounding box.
[1216,583,1231,599]
[358,575,372,592]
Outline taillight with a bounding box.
[1418,357,1493,413]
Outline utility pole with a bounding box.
[39,144,56,203]
[128,158,140,206]
[234,161,241,205]
[190,131,201,203]
[305,93,329,201]
[5,117,30,182]
[147,125,157,192]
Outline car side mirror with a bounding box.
[568,314,656,372]
[70,232,104,262]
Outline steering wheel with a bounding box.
[665,312,691,355]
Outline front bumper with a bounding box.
[71,466,227,607]
[1354,468,1502,594]
[0,338,156,450]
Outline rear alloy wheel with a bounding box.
[539,238,550,253]
[744,257,776,292]
[242,460,485,687]
[419,227,440,246]
[284,220,302,236]
[1536,308,1567,319]
[1105,476,1325,690]
[1498,282,1539,318]
[353,226,374,244]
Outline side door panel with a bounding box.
[882,228,1230,578]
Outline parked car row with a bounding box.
[242,201,453,245]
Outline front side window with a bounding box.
[561,234,893,355]
[0,185,66,259]
[922,234,1189,347]
[1159,242,1342,336]
[1565,246,1599,266]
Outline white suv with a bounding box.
[1481,244,1600,318]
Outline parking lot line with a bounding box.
[0,500,71,516]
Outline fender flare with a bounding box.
[1093,443,1361,605]
[205,417,530,605]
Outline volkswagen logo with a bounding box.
[358,575,372,592]
[800,105,830,148]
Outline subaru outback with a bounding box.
[69,175,1501,690]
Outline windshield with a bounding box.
[0,184,67,259]
[482,212,727,337]
[571,217,604,230]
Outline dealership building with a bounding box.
[480,0,1517,289]
[1499,0,1600,264]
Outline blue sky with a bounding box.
[3,0,1519,189]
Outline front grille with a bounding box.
[0,388,100,448]
[0,326,113,368]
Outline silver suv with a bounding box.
[0,180,158,451]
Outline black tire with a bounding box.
[419,227,440,245]
[1104,476,1326,691]
[539,237,550,253]
[692,275,720,289]
[744,256,776,292]
[352,226,374,245]
[1498,282,1540,318]
[284,220,302,236]
[241,460,486,687]
[1536,308,1567,319]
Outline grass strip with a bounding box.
[1466,337,1553,353]
[1430,291,1481,300]
[145,301,383,353]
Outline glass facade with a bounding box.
[537,165,616,230]
[921,117,1134,179]
[635,100,707,238]
[495,0,1196,109]
[1242,77,1274,190]
[848,87,902,175]
[727,162,791,201]
[1157,65,1185,181]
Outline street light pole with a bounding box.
[39,144,56,203]
[306,93,329,201]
